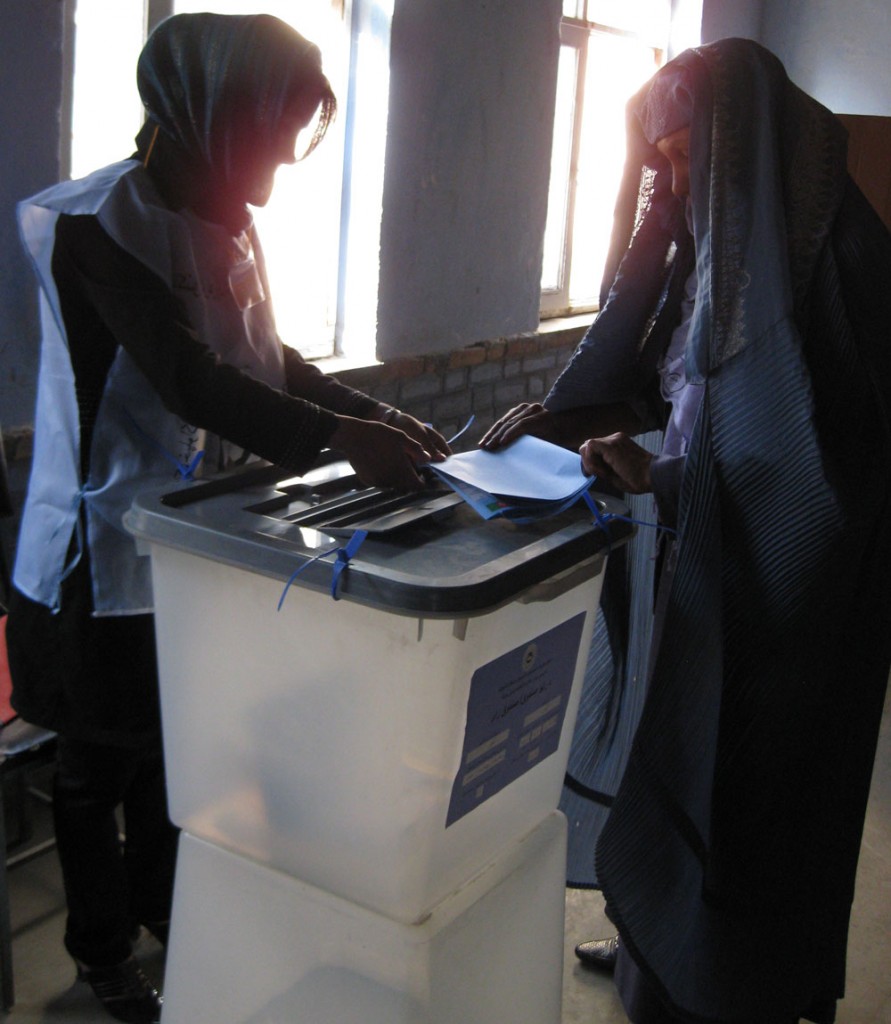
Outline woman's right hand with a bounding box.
[479,403,560,450]
[329,415,432,491]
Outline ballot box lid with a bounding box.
[125,458,632,617]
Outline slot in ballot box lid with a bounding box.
[125,456,632,617]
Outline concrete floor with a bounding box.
[2,686,889,1023]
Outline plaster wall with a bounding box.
[760,0,891,115]
[376,0,561,360]
[0,0,67,430]
[702,0,891,116]
[700,0,764,45]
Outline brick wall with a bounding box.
[336,320,587,446]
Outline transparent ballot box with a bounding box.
[161,813,568,1024]
[126,460,629,921]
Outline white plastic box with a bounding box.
[160,812,568,1024]
[127,466,627,920]
[149,542,601,920]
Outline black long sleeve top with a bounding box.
[51,211,377,481]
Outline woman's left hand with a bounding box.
[372,407,451,460]
[580,433,653,494]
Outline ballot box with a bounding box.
[126,458,630,1021]
[161,812,567,1024]
[127,459,629,920]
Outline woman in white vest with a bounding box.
[6,14,449,1024]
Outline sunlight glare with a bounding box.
[70,0,144,178]
[173,0,348,356]
[569,35,661,306]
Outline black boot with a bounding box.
[75,956,162,1023]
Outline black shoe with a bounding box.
[574,934,619,971]
[75,956,162,1024]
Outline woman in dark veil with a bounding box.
[485,37,891,1023]
[8,14,448,1023]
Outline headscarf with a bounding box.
[636,63,694,146]
[134,13,336,211]
[658,42,847,382]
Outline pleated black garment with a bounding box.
[556,38,891,1023]
[559,473,660,886]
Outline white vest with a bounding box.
[15,160,285,614]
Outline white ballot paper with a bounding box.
[429,434,595,516]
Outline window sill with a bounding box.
[312,312,594,375]
[537,311,594,336]
[313,352,382,375]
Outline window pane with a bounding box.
[541,43,579,294]
[568,32,660,306]
[586,0,670,45]
[70,0,144,178]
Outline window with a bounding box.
[69,0,378,361]
[540,1,671,318]
[69,0,145,179]
[68,2,695,360]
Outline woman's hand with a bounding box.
[372,406,451,460]
[479,403,560,450]
[580,433,653,493]
[329,415,434,491]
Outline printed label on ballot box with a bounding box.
[446,612,586,827]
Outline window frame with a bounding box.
[540,14,666,320]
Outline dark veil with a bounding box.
[582,38,891,1022]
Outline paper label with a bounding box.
[446,612,586,827]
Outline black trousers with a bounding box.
[53,733,180,967]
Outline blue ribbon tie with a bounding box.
[277,528,369,610]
